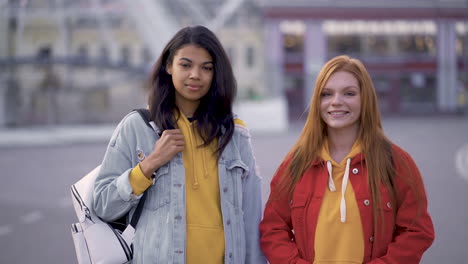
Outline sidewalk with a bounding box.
[0,124,117,148]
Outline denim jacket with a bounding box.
[93,110,266,264]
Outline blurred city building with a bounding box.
[259,0,468,118]
[0,0,267,128]
[0,0,467,130]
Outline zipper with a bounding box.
[71,223,81,234]
[71,184,94,223]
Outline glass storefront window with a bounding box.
[397,35,436,56]
[373,76,392,113]
[365,35,389,56]
[283,34,303,53]
[284,74,305,120]
[400,73,436,113]
[456,21,467,56]
[327,35,361,55]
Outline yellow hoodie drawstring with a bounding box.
[326,158,351,223]
[327,161,336,192]
[201,145,209,179]
[189,123,200,189]
[178,113,214,190]
[180,116,200,189]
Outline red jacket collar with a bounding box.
[311,153,365,167]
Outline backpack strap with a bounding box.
[134,108,162,137]
[128,108,156,229]
[134,108,151,129]
[129,192,147,229]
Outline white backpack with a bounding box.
[70,109,153,264]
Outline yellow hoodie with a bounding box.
[314,139,365,264]
[129,114,246,263]
[177,113,224,263]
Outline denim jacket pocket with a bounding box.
[224,159,248,209]
[144,164,171,211]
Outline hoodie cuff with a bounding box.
[129,163,153,196]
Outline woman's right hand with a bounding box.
[140,129,185,179]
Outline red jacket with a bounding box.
[260,145,434,264]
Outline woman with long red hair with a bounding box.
[260,55,434,263]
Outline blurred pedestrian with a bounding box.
[260,55,434,263]
[93,25,265,264]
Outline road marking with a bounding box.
[0,225,13,236]
[20,211,44,225]
[455,142,468,182]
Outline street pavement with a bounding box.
[0,115,467,263]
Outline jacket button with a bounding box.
[226,219,231,225]
[223,187,228,193]
[229,252,233,258]
[369,236,374,242]
[364,199,370,206]
[386,202,391,208]
[352,168,359,174]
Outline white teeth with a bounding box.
[330,111,347,115]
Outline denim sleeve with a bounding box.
[238,127,267,264]
[93,114,142,222]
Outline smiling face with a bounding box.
[320,70,361,134]
[166,44,214,117]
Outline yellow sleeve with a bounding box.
[129,163,153,196]
[234,118,247,127]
